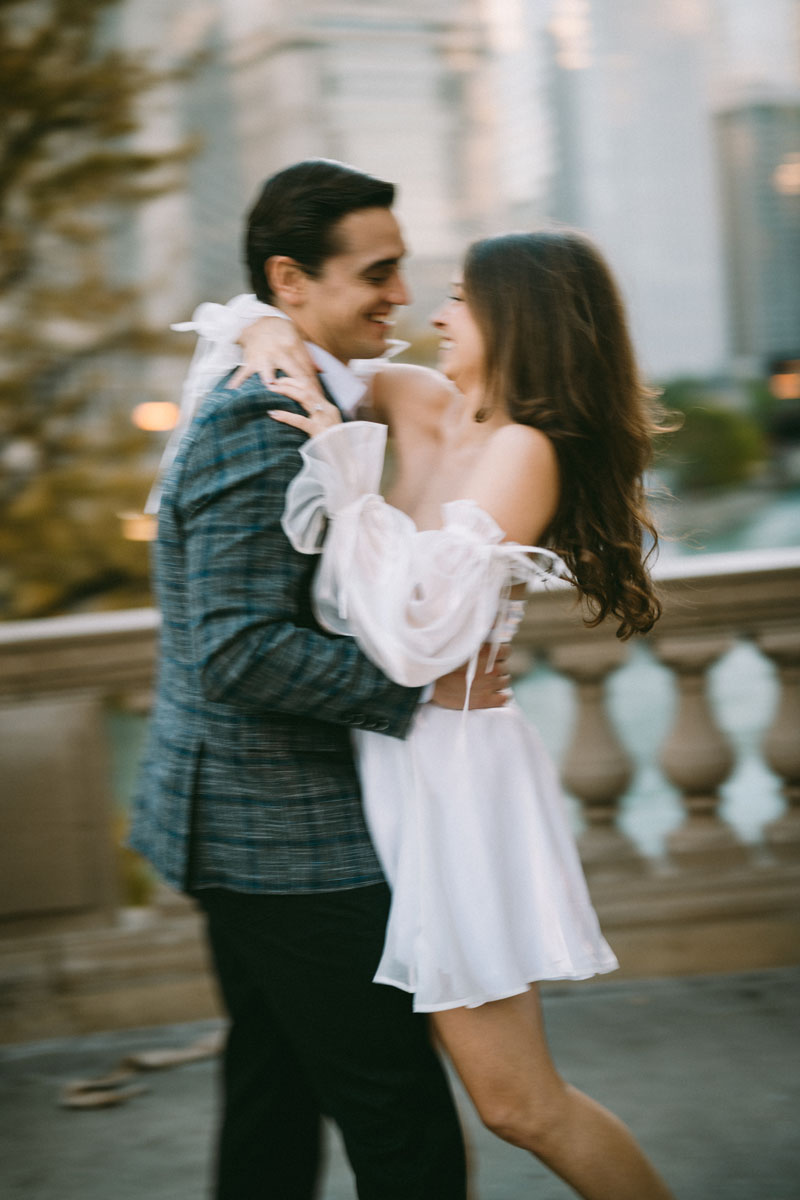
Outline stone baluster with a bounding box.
[757,627,800,860]
[654,634,746,868]
[548,640,641,876]
[506,644,535,681]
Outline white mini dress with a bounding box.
[283,422,618,1012]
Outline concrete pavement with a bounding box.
[1,968,798,1199]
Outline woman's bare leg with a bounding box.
[431,985,675,1200]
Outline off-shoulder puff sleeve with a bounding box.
[282,422,566,687]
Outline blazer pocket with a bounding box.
[233,717,352,759]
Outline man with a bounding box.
[131,159,508,1200]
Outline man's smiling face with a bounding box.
[290,207,410,363]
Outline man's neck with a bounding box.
[276,306,348,366]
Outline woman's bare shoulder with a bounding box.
[465,423,559,542]
[487,422,558,470]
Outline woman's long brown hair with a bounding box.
[463,230,664,639]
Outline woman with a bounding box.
[207,229,675,1200]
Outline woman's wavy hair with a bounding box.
[463,229,665,639]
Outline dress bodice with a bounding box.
[282,422,567,688]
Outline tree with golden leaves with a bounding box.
[0,0,194,618]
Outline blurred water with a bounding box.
[107,708,148,817]
[716,488,800,553]
[656,486,800,558]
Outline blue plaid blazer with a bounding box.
[130,374,420,893]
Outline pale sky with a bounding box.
[716,0,800,91]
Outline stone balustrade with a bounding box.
[0,549,798,1040]
[0,609,157,931]
[514,546,800,874]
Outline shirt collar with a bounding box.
[306,345,366,415]
[307,340,410,416]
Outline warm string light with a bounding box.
[773,153,800,197]
[119,511,157,541]
[131,401,180,432]
[769,359,800,401]
[123,402,178,539]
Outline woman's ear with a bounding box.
[265,256,308,306]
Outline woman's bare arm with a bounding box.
[368,364,455,436]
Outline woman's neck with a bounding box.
[442,382,510,447]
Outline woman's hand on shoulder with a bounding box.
[228,316,319,390]
[463,424,560,544]
[266,376,342,438]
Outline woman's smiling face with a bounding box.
[431,279,486,394]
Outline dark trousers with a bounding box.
[196,884,467,1200]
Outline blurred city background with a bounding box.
[1,5,798,1196]
[2,0,799,623]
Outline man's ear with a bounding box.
[265,256,308,306]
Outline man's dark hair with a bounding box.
[245,159,396,302]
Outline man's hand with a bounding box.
[431,645,511,710]
[228,316,319,390]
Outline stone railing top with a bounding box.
[652,545,800,582]
[0,608,159,700]
[0,546,798,696]
[523,546,800,643]
[0,606,160,648]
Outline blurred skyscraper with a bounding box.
[487,0,800,379]
[710,1,800,374]
[487,0,731,379]
[120,0,498,331]
[119,0,800,379]
[715,99,800,372]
